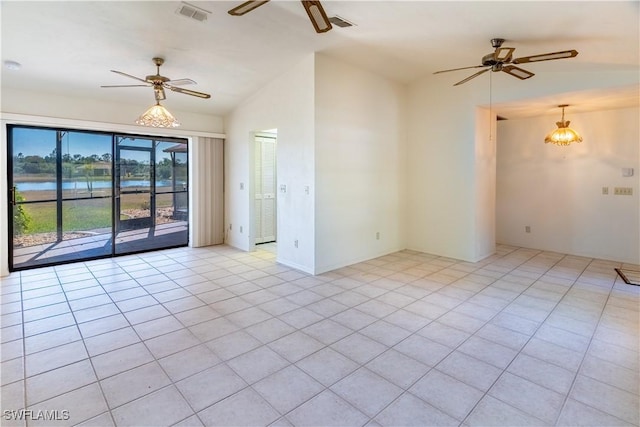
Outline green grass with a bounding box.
[18,193,176,234]
[22,200,112,233]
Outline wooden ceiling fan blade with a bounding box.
[228,0,270,16]
[494,47,515,62]
[434,65,486,75]
[165,78,196,86]
[501,65,535,80]
[302,0,332,33]
[454,68,490,86]
[110,70,150,84]
[512,49,578,64]
[168,86,211,99]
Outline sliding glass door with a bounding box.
[8,125,189,271]
[113,136,189,255]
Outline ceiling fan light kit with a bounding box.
[136,102,181,128]
[544,104,583,146]
[104,0,336,128]
[434,38,579,86]
[101,57,210,127]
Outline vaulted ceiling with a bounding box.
[1,1,638,118]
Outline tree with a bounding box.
[22,155,47,174]
[156,158,172,180]
[12,191,31,235]
[83,162,95,196]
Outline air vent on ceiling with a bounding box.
[328,15,355,28]
[176,2,211,22]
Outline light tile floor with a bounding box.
[1,244,639,427]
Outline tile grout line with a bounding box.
[551,258,632,426]
[455,252,582,426]
[4,245,637,427]
[362,248,553,425]
[80,257,208,426]
[51,263,118,427]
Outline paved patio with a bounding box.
[12,221,188,270]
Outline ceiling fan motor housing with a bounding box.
[482,53,503,67]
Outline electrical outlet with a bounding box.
[525,226,531,233]
[240,226,243,233]
[229,224,232,230]
[376,232,380,240]
[294,239,298,248]
[602,187,609,195]
[614,187,633,196]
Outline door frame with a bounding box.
[249,130,278,251]
[115,143,155,232]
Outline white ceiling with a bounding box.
[1,1,639,119]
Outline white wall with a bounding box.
[314,54,407,273]
[224,55,316,273]
[406,69,640,263]
[406,78,487,261]
[474,107,497,261]
[496,107,640,264]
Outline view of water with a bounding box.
[15,180,180,191]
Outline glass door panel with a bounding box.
[115,137,188,255]
[155,141,188,224]
[10,128,59,269]
[60,132,113,258]
[117,148,152,232]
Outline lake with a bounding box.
[15,180,182,191]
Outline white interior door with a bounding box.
[254,134,276,244]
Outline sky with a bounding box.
[11,127,185,164]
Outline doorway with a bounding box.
[113,136,189,255]
[254,131,277,249]
[116,144,153,232]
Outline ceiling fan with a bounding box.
[228,0,332,33]
[101,57,211,101]
[434,38,578,86]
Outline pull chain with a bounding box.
[489,71,493,142]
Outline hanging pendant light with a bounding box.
[544,104,582,146]
[135,102,181,128]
